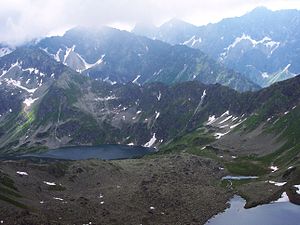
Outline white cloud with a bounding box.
[0,0,300,46]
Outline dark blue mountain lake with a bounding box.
[205,195,300,225]
[21,145,155,160]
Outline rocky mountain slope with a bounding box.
[133,7,300,87]
[0,63,246,152]
[36,26,258,92]
[0,155,231,225]
[0,47,80,151]
[0,44,13,58]
[0,45,300,159]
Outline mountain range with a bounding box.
[1,6,300,225]
[0,45,300,164]
[35,26,257,92]
[133,7,300,87]
[0,7,299,165]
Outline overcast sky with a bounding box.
[1,0,300,46]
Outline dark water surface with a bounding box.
[205,195,300,225]
[21,145,154,160]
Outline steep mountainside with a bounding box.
[1,48,300,157]
[162,74,300,175]
[0,44,13,58]
[0,69,247,153]
[133,7,300,87]
[0,47,80,150]
[0,46,300,167]
[36,26,258,92]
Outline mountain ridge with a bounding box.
[133,7,300,87]
[35,26,259,92]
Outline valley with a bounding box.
[0,4,300,225]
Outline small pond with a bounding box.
[205,195,300,225]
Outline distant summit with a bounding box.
[133,7,300,87]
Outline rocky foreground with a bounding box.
[0,154,232,225]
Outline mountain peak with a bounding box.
[248,6,272,15]
[160,18,196,29]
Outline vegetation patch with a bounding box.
[48,184,66,191]
[0,174,18,191]
[0,194,27,209]
[225,159,268,176]
[160,127,215,155]
[0,185,21,198]
[0,173,26,209]
[187,147,220,161]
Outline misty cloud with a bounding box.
[1,0,300,46]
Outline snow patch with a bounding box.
[155,111,160,120]
[221,110,230,117]
[95,95,118,101]
[261,72,269,79]
[153,69,163,76]
[54,48,63,62]
[229,121,243,129]
[183,36,202,47]
[274,192,289,203]
[207,115,216,125]
[16,171,28,176]
[221,34,280,59]
[144,133,157,147]
[1,61,22,77]
[157,91,162,101]
[193,89,207,116]
[23,97,39,107]
[98,194,104,199]
[269,166,279,172]
[5,78,37,93]
[77,54,105,72]
[268,181,286,186]
[294,185,300,194]
[132,75,141,85]
[0,47,12,57]
[63,45,75,64]
[219,115,233,124]
[214,131,230,139]
[200,89,206,105]
[23,68,39,74]
[103,77,117,85]
[43,181,56,186]
[282,64,291,73]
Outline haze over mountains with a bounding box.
[1,7,300,153]
[133,7,300,87]
[36,26,258,92]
